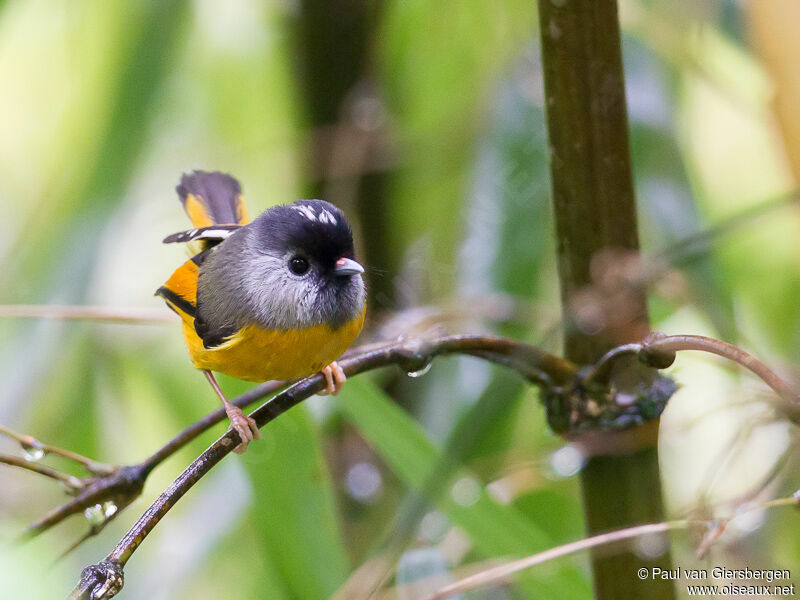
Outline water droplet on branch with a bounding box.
[20,439,45,462]
[103,501,118,518]
[406,362,432,378]
[396,339,434,378]
[84,504,105,526]
[83,501,118,527]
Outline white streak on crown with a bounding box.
[290,205,317,221]
[318,208,337,224]
[290,203,338,225]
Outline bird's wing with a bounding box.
[156,250,238,349]
[162,224,241,244]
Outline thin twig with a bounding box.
[54,497,132,564]
[646,335,799,409]
[583,334,800,424]
[0,453,84,491]
[0,425,114,475]
[0,305,172,323]
[428,522,684,600]
[424,492,799,600]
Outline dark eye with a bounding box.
[289,256,310,275]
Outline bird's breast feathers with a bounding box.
[157,253,366,382]
[181,308,365,382]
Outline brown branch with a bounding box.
[0,425,114,475]
[645,335,799,409]
[31,328,798,563]
[3,336,572,581]
[0,453,84,491]
[585,333,800,424]
[65,335,574,599]
[59,332,798,598]
[18,381,287,543]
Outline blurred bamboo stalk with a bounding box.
[292,0,394,308]
[536,1,675,599]
[748,1,800,185]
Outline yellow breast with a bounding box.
[181,309,365,382]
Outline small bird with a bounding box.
[156,171,366,453]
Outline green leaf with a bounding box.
[379,0,538,299]
[242,407,350,600]
[6,0,190,296]
[174,512,292,600]
[338,377,590,598]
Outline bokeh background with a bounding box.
[1,0,798,598]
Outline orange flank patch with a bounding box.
[182,308,366,382]
[162,259,199,308]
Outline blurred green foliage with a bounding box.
[0,1,797,598]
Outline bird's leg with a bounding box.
[318,361,347,396]
[203,370,261,454]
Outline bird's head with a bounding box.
[245,199,366,330]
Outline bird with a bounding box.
[156,171,366,453]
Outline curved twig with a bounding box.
[584,334,800,424]
[0,453,84,492]
[424,491,800,600]
[23,336,570,549]
[0,304,172,323]
[63,332,800,598]
[0,425,114,476]
[645,335,798,409]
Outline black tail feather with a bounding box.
[176,171,248,227]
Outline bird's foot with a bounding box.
[224,402,261,454]
[318,361,346,396]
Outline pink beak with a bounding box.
[334,257,364,276]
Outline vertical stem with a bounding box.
[292,0,393,306]
[539,0,647,360]
[536,1,675,599]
